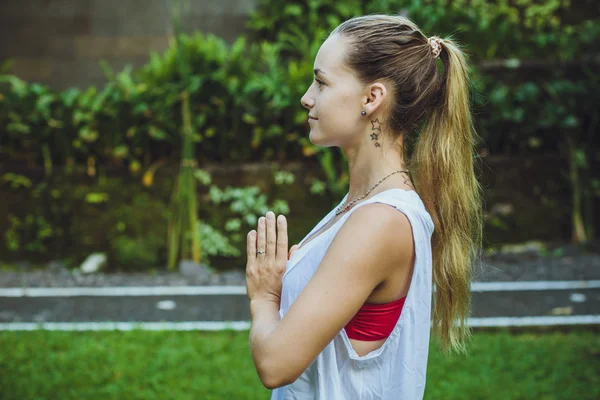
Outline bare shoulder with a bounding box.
[343,202,414,253]
[348,201,412,228]
[326,202,415,281]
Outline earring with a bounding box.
[361,110,366,116]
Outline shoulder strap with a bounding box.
[337,189,434,237]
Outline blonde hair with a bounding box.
[332,14,484,356]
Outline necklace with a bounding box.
[335,170,410,216]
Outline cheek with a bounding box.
[317,95,360,135]
[336,89,358,113]
[320,89,355,116]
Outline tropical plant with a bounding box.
[164,0,203,269]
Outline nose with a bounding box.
[301,90,314,110]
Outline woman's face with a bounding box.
[301,34,367,147]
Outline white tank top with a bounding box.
[270,188,435,400]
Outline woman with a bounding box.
[245,14,483,399]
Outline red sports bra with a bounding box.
[344,296,407,341]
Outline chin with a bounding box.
[309,129,336,147]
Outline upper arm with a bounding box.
[265,203,414,387]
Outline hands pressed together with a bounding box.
[246,211,299,303]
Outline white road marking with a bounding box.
[0,321,251,331]
[1,315,599,331]
[1,280,599,297]
[466,315,600,327]
[0,285,248,297]
[469,280,600,292]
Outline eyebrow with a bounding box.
[313,68,327,77]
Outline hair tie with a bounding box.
[427,36,443,59]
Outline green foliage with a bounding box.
[2,1,596,170]
[195,168,293,267]
[1,1,596,199]
[4,214,53,253]
[197,222,241,259]
[0,32,315,167]
[0,0,600,174]
[1,173,32,189]
[248,0,599,61]
[0,0,598,261]
[111,235,161,267]
[0,168,291,270]
[247,0,600,205]
[104,192,169,269]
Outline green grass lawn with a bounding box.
[0,328,598,399]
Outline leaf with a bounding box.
[563,115,579,128]
[284,4,303,16]
[133,103,149,115]
[78,127,99,143]
[85,192,110,204]
[60,88,81,107]
[148,125,168,140]
[113,145,129,159]
[2,173,32,189]
[0,75,28,97]
[35,94,55,119]
[7,122,30,134]
[573,149,588,169]
[225,218,242,232]
[528,137,542,149]
[209,186,224,204]
[302,144,318,157]
[187,76,203,93]
[193,169,212,186]
[242,113,258,124]
[195,114,207,128]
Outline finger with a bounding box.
[266,211,277,260]
[247,230,256,264]
[257,216,266,260]
[288,244,297,259]
[277,215,288,263]
[289,244,298,259]
[290,244,298,258]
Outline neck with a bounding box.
[343,133,409,201]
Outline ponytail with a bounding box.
[409,36,484,355]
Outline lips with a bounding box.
[308,115,318,120]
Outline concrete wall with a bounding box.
[0,0,259,89]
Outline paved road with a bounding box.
[2,251,599,329]
[1,285,598,327]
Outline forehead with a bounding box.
[314,34,352,77]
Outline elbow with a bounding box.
[262,376,295,390]
[257,360,296,390]
[261,375,285,390]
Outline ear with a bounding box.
[363,82,387,116]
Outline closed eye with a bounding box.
[314,79,325,88]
